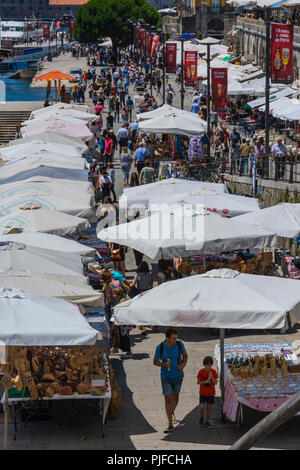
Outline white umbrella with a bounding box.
[21,118,93,141]
[0,232,95,258]
[235,203,300,238]
[0,268,104,307]
[9,131,88,153]
[23,108,96,126]
[259,97,300,121]
[120,178,227,212]
[149,191,260,217]
[0,242,84,278]
[136,105,205,122]
[30,103,91,119]
[0,177,95,219]
[0,157,86,184]
[138,112,207,137]
[113,268,300,329]
[0,205,90,237]
[0,142,83,162]
[97,209,276,259]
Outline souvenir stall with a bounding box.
[214,342,299,424]
[0,289,119,448]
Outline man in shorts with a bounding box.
[154,328,188,433]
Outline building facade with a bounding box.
[0,0,86,19]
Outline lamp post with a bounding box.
[264,6,271,178]
[198,37,220,159]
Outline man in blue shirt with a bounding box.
[133,143,149,174]
[154,328,188,433]
[191,102,200,114]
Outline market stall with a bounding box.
[214,342,299,423]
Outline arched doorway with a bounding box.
[207,17,224,39]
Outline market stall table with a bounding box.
[214,342,298,424]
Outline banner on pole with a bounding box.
[184,51,197,86]
[146,31,151,56]
[166,43,177,73]
[70,19,74,32]
[271,23,293,84]
[141,29,145,51]
[151,35,160,57]
[211,68,228,112]
[43,23,49,39]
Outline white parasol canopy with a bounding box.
[23,108,96,126]
[113,269,300,330]
[235,203,300,238]
[0,268,104,307]
[30,103,91,120]
[259,97,300,121]
[0,287,98,346]
[0,205,90,237]
[0,177,95,219]
[120,178,227,212]
[9,131,88,153]
[136,105,206,124]
[21,118,93,141]
[149,191,260,217]
[138,112,207,137]
[0,142,83,162]
[0,242,84,278]
[0,232,95,258]
[97,209,276,259]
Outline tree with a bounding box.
[73,0,162,53]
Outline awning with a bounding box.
[247,87,296,108]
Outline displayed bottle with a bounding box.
[167,358,171,371]
[274,46,282,71]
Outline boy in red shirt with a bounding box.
[197,356,218,428]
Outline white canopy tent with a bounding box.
[97,209,276,259]
[0,205,90,237]
[235,203,300,238]
[0,142,83,162]
[0,232,95,258]
[259,97,300,121]
[119,178,227,212]
[148,191,260,217]
[0,268,104,307]
[9,132,88,153]
[113,268,300,330]
[138,112,207,137]
[21,118,93,141]
[0,177,94,219]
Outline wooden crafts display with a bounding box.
[1,346,109,400]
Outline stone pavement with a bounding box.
[2,52,300,450]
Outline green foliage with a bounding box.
[197,32,202,40]
[73,0,162,51]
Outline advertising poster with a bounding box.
[151,35,160,56]
[166,43,177,73]
[184,51,197,86]
[43,23,49,39]
[271,24,293,84]
[211,67,228,112]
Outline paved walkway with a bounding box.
[2,52,300,450]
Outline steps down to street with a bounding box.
[0,111,31,145]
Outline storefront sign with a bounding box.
[184,51,197,86]
[271,23,293,84]
[166,43,177,73]
[211,67,228,112]
[151,35,160,57]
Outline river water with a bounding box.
[0,73,48,101]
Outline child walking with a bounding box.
[197,356,218,428]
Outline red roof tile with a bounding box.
[49,0,89,5]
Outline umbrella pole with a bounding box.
[281,238,287,278]
[220,328,226,422]
[3,346,8,450]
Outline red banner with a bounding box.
[184,51,197,86]
[140,29,145,51]
[146,31,151,56]
[70,19,74,32]
[166,43,177,73]
[211,68,228,112]
[151,34,160,57]
[43,23,49,39]
[136,25,140,42]
[271,23,293,84]
[56,21,61,30]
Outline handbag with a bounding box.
[111,249,121,261]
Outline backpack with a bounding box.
[159,341,183,365]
